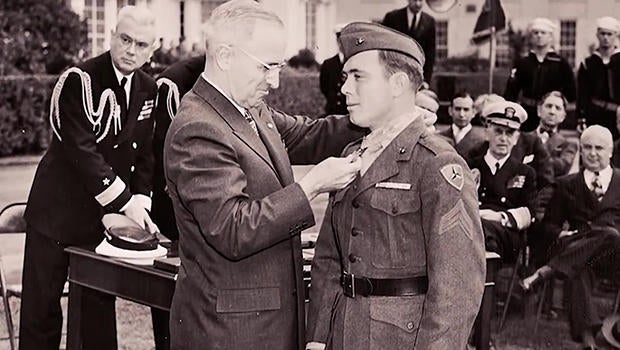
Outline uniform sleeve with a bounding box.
[55,71,131,212]
[165,120,315,261]
[306,196,343,344]
[268,106,365,165]
[415,151,486,349]
[507,165,537,229]
[504,62,522,101]
[130,83,156,200]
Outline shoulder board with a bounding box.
[417,132,451,156]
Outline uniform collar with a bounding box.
[484,150,511,175]
[111,62,134,88]
[451,123,472,140]
[362,110,420,151]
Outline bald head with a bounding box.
[581,125,614,172]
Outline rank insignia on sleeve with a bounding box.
[440,164,464,191]
[507,175,525,189]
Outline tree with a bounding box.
[0,0,87,75]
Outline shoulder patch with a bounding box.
[440,164,464,191]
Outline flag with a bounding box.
[471,0,506,44]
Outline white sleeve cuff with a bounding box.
[306,342,326,350]
[507,207,532,230]
[95,177,126,207]
[133,194,152,211]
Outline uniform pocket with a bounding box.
[369,296,424,349]
[216,287,281,313]
[369,190,421,268]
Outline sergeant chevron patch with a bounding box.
[440,164,464,191]
[439,199,473,238]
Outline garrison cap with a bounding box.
[482,101,528,129]
[338,22,425,69]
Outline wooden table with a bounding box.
[65,247,499,350]
[65,247,176,350]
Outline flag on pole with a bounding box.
[471,0,506,44]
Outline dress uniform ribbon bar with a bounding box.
[340,271,428,298]
[591,98,620,112]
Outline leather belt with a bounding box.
[340,271,428,298]
[591,98,619,112]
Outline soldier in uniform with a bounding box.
[319,24,348,115]
[19,6,158,350]
[468,101,538,263]
[577,17,620,139]
[505,18,576,132]
[306,22,485,350]
[438,91,486,158]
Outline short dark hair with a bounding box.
[377,50,423,90]
[450,91,473,106]
[538,90,567,110]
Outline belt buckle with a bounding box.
[341,272,355,298]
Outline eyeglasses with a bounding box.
[233,45,287,73]
[115,33,152,53]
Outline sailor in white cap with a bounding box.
[466,101,538,262]
[577,16,620,139]
[505,17,576,131]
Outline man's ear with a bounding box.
[214,44,233,71]
[388,72,410,97]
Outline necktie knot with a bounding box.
[592,173,604,200]
[495,161,501,174]
[120,77,127,88]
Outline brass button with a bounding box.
[500,197,506,203]
[351,228,362,237]
[132,142,138,149]
[130,165,135,172]
[406,321,414,330]
[391,205,399,214]
[348,254,358,263]
[352,200,360,208]
[399,147,406,154]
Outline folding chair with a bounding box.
[0,202,68,350]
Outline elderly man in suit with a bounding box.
[467,101,538,263]
[382,0,436,85]
[20,6,158,350]
[164,1,367,349]
[438,91,486,158]
[306,22,485,350]
[522,125,620,348]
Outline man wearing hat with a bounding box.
[505,17,576,132]
[467,101,538,263]
[319,23,349,115]
[577,16,620,139]
[521,125,620,348]
[306,22,485,350]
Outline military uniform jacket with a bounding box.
[151,55,205,240]
[542,169,620,238]
[437,124,486,159]
[577,51,620,136]
[164,77,363,350]
[25,52,157,245]
[307,117,486,350]
[382,8,436,83]
[319,54,348,115]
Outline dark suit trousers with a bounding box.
[547,228,620,340]
[19,227,117,350]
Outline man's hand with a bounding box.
[122,197,159,234]
[298,155,362,201]
[479,209,503,222]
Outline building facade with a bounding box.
[69,0,620,69]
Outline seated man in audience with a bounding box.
[415,89,439,132]
[521,125,620,349]
[533,91,579,177]
[438,91,485,158]
[467,101,538,262]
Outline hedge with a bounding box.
[0,70,515,156]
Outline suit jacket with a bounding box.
[25,52,157,245]
[152,55,205,240]
[307,118,485,349]
[437,124,486,159]
[319,54,348,115]
[541,131,579,177]
[164,77,363,350]
[382,8,436,83]
[542,169,620,238]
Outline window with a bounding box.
[559,20,576,67]
[495,31,511,68]
[201,0,228,22]
[84,0,106,56]
[305,0,318,50]
[436,20,448,60]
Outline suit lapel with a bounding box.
[192,78,279,179]
[577,171,599,208]
[599,169,620,207]
[352,118,424,199]
[397,8,409,33]
[255,105,294,186]
[117,74,147,144]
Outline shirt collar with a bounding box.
[584,165,613,189]
[451,123,472,136]
[407,7,420,28]
[200,73,247,116]
[484,150,511,174]
[111,62,134,88]
[361,110,419,151]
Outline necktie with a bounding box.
[243,110,259,136]
[495,162,500,175]
[410,13,417,33]
[592,171,605,200]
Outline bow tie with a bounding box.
[540,126,555,135]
